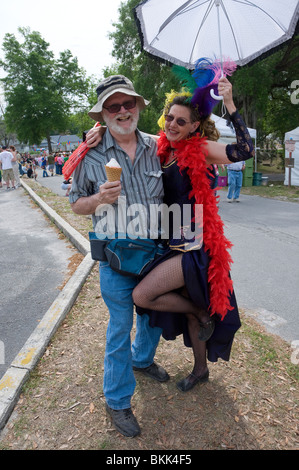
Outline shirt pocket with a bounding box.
[144,170,164,198]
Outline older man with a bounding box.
[70,75,168,438]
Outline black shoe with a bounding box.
[198,318,215,341]
[105,403,140,438]
[133,362,170,382]
[176,370,209,392]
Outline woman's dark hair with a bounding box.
[166,95,220,142]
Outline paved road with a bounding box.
[218,189,299,344]
[34,168,67,197]
[0,183,78,380]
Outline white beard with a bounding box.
[104,110,139,135]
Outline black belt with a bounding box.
[228,169,241,172]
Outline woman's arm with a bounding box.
[86,126,159,147]
[205,78,254,165]
[205,111,255,166]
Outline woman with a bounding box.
[87,75,254,392]
[9,145,21,188]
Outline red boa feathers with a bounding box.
[158,132,234,320]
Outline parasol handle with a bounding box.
[210,72,224,101]
[211,0,224,101]
[210,88,223,101]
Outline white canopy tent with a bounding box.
[211,113,257,141]
[284,126,299,186]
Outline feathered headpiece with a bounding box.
[158,57,237,129]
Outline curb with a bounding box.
[0,181,95,430]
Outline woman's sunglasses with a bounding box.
[164,114,191,127]
[103,97,137,114]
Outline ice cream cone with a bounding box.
[105,166,122,182]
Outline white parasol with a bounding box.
[135,0,299,70]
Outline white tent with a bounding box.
[211,113,257,141]
[284,126,299,186]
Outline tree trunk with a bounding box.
[46,134,52,153]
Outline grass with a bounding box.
[241,181,299,201]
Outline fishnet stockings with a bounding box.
[133,254,209,376]
[133,254,209,322]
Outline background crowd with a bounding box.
[0,147,72,189]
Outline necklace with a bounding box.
[165,147,177,165]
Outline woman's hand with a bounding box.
[218,77,236,115]
[86,126,106,148]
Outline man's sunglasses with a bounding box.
[103,97,137,114]
[164,114,191,127]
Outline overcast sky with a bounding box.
[0,0,123,80]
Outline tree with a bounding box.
[231,35,299,142]
[105,0,181,135]
[0,27,90,152]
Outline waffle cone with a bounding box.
[105,166,122,182]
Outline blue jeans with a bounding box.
[227,170,243,200]
[99,262,162,410]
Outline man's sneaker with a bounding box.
[133,362,170,382]
[233,198,240,202]
[105,403,140,438]
[227,197,232,203]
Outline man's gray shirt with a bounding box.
[69,128,164,238]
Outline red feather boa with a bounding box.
[158,132,234,320]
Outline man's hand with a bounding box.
[97,181,121,205]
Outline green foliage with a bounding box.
[0,27,91,150]
[231,37,299,141]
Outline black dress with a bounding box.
[136,160,241,363]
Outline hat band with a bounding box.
[96,77,131,98]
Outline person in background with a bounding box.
[61,177,72,196]
[226,160,245,202]
[47,153,55,176]
[41,156,48,177]
[9,146,21,188]
[27,164,37,180]
[0,146,16,190]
